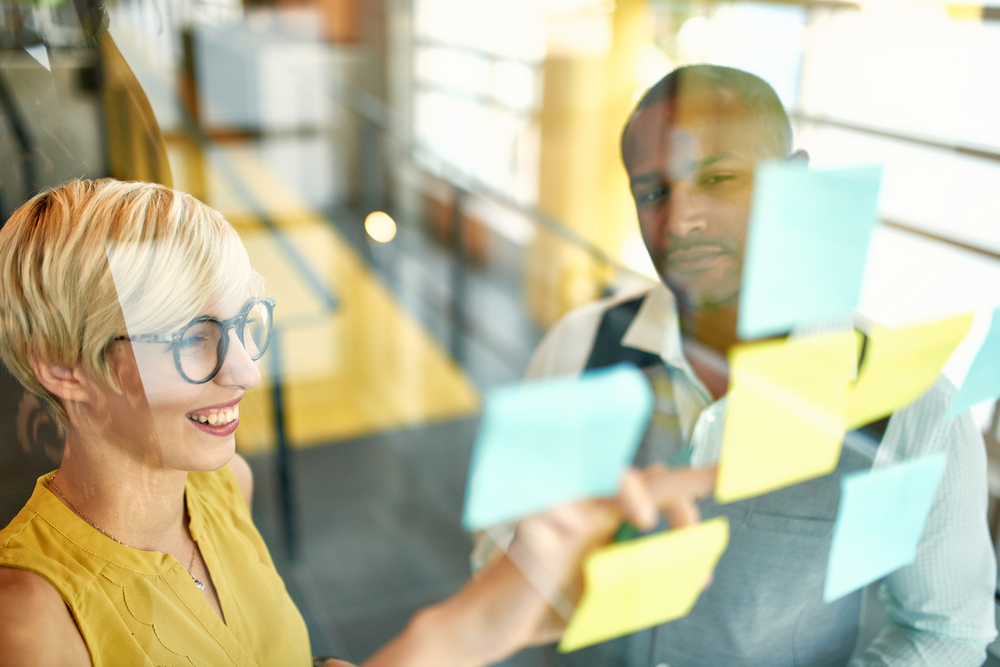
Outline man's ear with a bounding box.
[29,355,91,404]
[789,149,809,164]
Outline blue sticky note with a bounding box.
[824,453,946,602]
[738,162,882,340]
[949,308,1000,417]
[462,364,654,531]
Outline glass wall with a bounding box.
[2,0,1000,664]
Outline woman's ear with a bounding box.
[29,355,91,404]
[789,149,810,164]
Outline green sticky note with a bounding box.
[715,331,857,504]
[559,517,730,652]
[738,162,882,340]
[462,364,653,531]
[848,313,972,429]
[948,308,1000,417]
[824,454,946,602]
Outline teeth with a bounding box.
[186,406,240,426]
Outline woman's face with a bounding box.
[101,289,263,473]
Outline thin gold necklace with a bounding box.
[49,474,206,591]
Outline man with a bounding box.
[474,65,997,666]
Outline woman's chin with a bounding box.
[179,436,238,473]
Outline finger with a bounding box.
[643,464,717,502]
[659,495,701,529]
[641,465,714,529]
[616,469,658,531]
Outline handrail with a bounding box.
[329,76,649,281]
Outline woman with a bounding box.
[0,179,714,666]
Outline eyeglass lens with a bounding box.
[177,301,272,382]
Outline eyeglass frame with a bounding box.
[114,297,276,384]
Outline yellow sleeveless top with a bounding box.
[0,468,312,666]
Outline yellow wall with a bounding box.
[526,0,651,328]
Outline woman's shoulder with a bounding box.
[0,478,99,591]
[0,566,91,666]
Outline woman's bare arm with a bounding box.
[0,567,91,667]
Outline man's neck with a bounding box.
[678,303,739,400]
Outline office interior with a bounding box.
[2,0,1000,663]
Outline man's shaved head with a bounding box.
[620,65,797,319]
[622,65,792,161]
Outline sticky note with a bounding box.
[462,364,653,531]
[738,162,882,340]
[715,331,857,504]
[824,453,946,602]
[848,314,972,429]
[559,517,730,652]
[948,308,1000,417]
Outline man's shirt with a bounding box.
[472,282,997,666]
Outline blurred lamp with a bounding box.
[365,211,397,243]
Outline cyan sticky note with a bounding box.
[949,308,1000,417]
[462,364,654,531]
[824,453,946,602]
[738,162,882,340]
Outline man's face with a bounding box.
[624,90,777,310]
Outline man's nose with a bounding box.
[667,185,708,238]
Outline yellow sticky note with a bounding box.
[559,517,730,653]
[847,313,972,429]
[715,331,857,504]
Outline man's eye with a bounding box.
[699,173,736,186]
[637,188,669,205]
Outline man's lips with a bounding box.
[666,246,727,272]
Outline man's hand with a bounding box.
[361,464,717,667]
[501,464,718,647]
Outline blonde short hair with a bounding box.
[0,179,264,427]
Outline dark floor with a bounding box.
[245,207,548,664]
[248,417,545,665]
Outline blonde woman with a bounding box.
[0,179,714,666]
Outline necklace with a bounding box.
[49,474,206,591]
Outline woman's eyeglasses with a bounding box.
[115,298,275,384]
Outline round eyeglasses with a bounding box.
[115,298,275,384]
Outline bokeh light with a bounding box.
[365,211,398,243]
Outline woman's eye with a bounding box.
[180,334,208,350]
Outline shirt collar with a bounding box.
[619,282,714,403]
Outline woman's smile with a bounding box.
[185,395,242,436]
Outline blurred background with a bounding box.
[2,0,1000,662]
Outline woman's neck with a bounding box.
[53,433,189,552]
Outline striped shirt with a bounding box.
[473,282,997,666]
